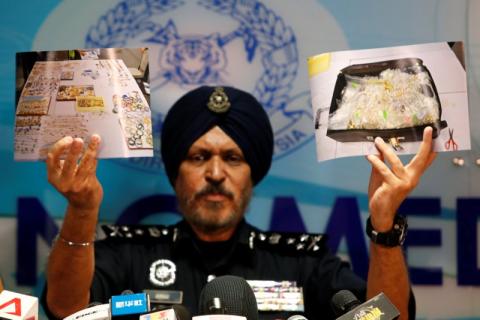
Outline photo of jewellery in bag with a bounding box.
[326,58,447,148]
[15,47,152,161]
[308,41,470,162]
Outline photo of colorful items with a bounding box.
[15,48,152,160]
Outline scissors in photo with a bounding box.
[445,128,458,151]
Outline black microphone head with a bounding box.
[331,290,362,316]
[171,304,192,320]
[121,289,135,295]
[198,275,258,320]
[87,301,103,308]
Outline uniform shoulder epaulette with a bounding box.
[248,230,328,255]
[98,224,179,242]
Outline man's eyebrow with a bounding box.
[188,145,242,152]
[222,148,242,153]
[187,147,210,153]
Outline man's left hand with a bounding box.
[366,126,437,232]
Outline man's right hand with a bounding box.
[46,135,103,213]
[45,135,103,318]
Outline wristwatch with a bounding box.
[366,215,407,247]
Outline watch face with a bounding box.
[396,217,408,245]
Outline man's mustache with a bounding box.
[195,184,234,200]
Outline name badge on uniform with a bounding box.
[247,280,304,312]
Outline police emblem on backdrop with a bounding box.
[85,0,314,172]
[149,259,176,287]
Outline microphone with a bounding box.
[331,290,361,316]
[170,305,192,320]
[286,316,308,320]
[110,291,150,319]
[0,290,38,320]
[63,304,110,320]
[143,289,184,311]
[331,290,400,320]
[194,275,258,320]
[142,305,191,320]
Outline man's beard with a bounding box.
[177,183,252,234]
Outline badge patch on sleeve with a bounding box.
[247,280,304,312]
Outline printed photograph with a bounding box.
[308,41,469,162]
[14,47,152,161]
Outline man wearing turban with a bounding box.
[43,86,435,319]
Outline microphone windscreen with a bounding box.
[121,289,135,295]
[198,275,258,320]
[331,290,361,317]
[171,305,192,320]
[87,301,103,308]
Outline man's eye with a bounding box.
[225,154,243,164]
[190,154,205,162]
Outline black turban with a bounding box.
[161,86,274,186]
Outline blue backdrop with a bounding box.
[0,1,479,319]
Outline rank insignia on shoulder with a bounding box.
[99,225,178,242]
[248,230,327,255]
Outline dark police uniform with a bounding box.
[41,86,416,319]
[41,219,416,319]
[88,219,367,320]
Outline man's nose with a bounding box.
[205,157,226,184]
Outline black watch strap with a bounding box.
[366,215,407,247]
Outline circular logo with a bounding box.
[149,259,176,287]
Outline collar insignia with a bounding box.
[207,87,231,113]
